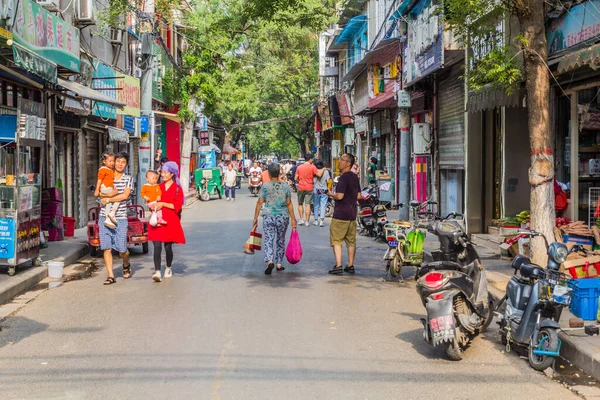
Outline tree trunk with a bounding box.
[180,96,197,195]
[518,0,554,266]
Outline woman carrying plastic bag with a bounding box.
[252,163,297,274]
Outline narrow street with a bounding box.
[0,188,579,399]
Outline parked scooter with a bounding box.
[415,213,493,360]
[357,185,380,237]
[496,230,575,371]
[249,171,262,196]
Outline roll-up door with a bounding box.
[438,77,465,169]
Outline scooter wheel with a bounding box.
[389,255,402,277]
[528,327,558,371]
[445,341,463,361]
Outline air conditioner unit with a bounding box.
[110,29,123,45]
[37,0,59,12]
[412,123,432,154]
[77,0,94,23]
[129,118,141,139]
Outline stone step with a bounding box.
[471,234,502,256]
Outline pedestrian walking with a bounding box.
[327,153,361,275]
[98,152,134,285]
[294,153,324,226]
[252,163,297,275]
[313,159,331,227]
[368,157,378,185]
[225,163,237,201]
[148,161,186,282]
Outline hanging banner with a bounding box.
[335,92,353,126]
[152,42,174,104]
[12,0,80,72]
[92,62,118,120]
[117,74,140,117]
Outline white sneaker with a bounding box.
[164,267,173,278]
[152,270,162,282]
[319,220,324,227]
[226,198,231,201]
[299,219,305,225]
[313,220,318,226]
[305,221,310,227]
[232,198,235,201]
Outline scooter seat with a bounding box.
[510,254,531,271]
[520,263,543,279]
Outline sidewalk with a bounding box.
[0,227,89,306]
[419,236,600,381]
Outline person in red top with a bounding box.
[294,153,324,226]
[148,161,186,282]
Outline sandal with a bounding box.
[265,262,275,275]
[103,276,116,285]
[123,264,132,279]
[276,266,285,271]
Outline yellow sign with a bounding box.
[117,74,140,117]
[0,27,12,41]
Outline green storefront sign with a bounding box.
[12,0,80,73]
[13,45,57,83]
[152,42,173,104]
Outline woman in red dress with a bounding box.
[148,161,186,282]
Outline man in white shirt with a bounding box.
[249,161,262,175]
[224,163,238,201]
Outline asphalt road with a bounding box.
[0,186,579,400]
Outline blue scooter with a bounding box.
[496,230,576,371]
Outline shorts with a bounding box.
[298,190,313,205]
[330,218,357,247]
[99,216,128,253]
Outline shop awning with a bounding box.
[342,38,402,82]
[222,144,238,155]
[466,87,524,113]
[108,127,129,143]
[389,0,410,20]
[198,144,221,153]
[556,43,600,75]
[153,110,181,123]
[334,15,367,45]
[56,78,126,108]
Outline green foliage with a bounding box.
[467,47,522,94]
[444,0,522,94]
[167,0,332,154]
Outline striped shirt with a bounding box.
[100,173,134,219]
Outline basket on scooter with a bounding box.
[568,278,600,320]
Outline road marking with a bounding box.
[211,333,236,400]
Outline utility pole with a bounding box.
[398,108,411,221]
[139,0,154,204]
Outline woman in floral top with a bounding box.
[252,163,297,275]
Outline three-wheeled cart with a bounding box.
[87,205,149,257]
[0,99,44,275]
[195,168,224,201]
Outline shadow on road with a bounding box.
[0,316,49,349]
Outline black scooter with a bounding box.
[496,230,576,371]
[416,214,493,360]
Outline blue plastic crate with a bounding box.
[569,278,600,320]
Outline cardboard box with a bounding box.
[563,234,594,251]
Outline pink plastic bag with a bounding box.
[286,228,303,264]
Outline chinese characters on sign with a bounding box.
[13,45,57,83]
[199,131,210,146]
[0,218,15,260]
[12,0,80,72]
[117,74,140,117]
[547,0,600,55]
[93,62,118,119]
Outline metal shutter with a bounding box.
[438,77,465,169]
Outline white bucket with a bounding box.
[47,261,64,279]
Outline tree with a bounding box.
[444,0,553,265]
[168,0,332,175]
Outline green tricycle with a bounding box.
[195,167,224,201]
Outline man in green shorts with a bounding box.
[327,153,361,274]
